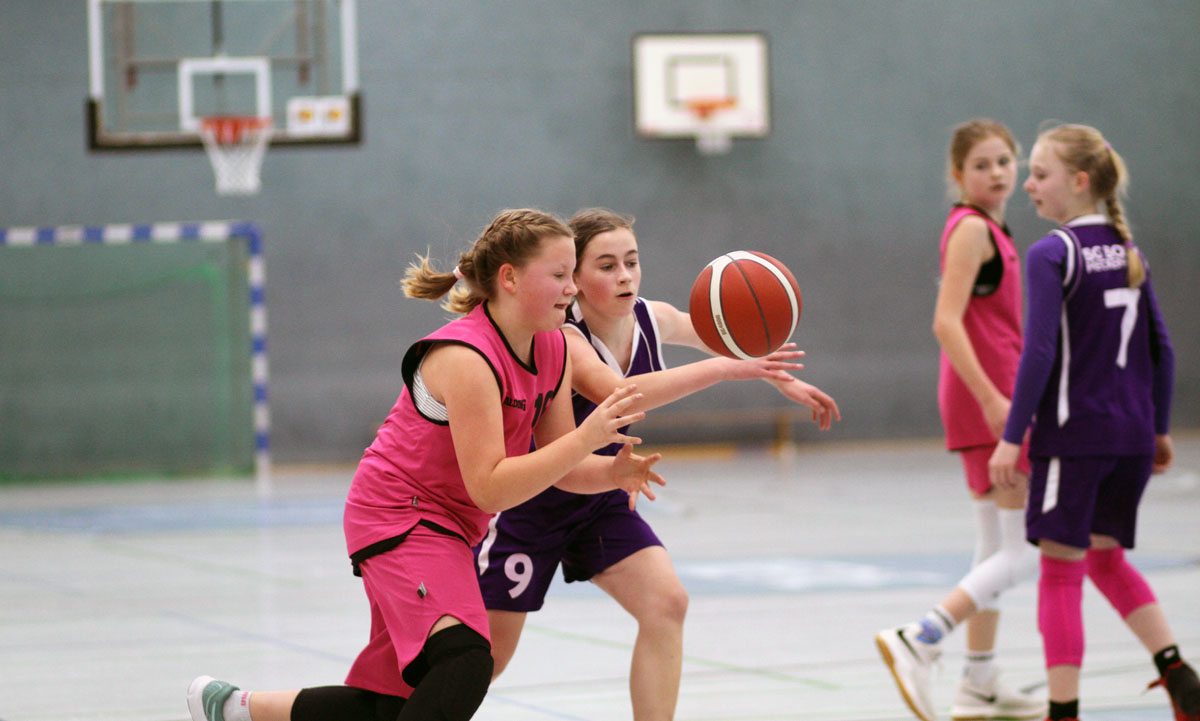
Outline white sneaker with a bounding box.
[950,674,1046,721]
[876,625,941,721]
[187,675,241,721]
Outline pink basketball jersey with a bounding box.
[344,303,567,554]
[937,205,1024,449]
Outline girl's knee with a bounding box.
[647,582,689,626]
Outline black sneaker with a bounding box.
[1148,661,1200,721]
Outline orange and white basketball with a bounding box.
[688,251,802,359]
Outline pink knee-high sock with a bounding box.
[1086,547,1157,618]
[1039,555,1086,668]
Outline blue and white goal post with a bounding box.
[0,220,271,492]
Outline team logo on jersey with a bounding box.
[1082,244,1127,273]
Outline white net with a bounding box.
[199,117,273,195]
[695,125,733,155]
[686,99,736,156]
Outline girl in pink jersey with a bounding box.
[186,209,665,721]
[877,119,1043,721]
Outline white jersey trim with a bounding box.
[565,298,665,378]
[643,301,666,374]
[1065,214,1107,227]
[1052,229,1077,289]
[1057,305,1071,427]
[411,360,449,422]
[1042,458,1061,513]
[476,513,500,574]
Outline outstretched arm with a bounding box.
[532,365,664,506]
[566,318,804,413]
[426,344,658,513]
[650,300,840,428]
[765,376,841,430]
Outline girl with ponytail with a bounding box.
[187,209,665,721]
[990,125,1196,721]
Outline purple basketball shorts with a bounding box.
[473,487,663,612]
[1026,454,1152,550]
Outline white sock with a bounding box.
[964,650,997,688]
[223,690,253,721]
[916,605,955,645]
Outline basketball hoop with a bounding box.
[199,116,273,195]
[685,98,737,155]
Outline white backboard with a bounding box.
[633,33,770,145]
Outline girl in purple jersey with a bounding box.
[877,119,1044,721]
[989,125,1198,721]
[186,209,665,721]
[476,208,839,721]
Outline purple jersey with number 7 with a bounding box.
[1002,216,1174,457]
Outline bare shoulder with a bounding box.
[647,298,708,349]
[945,214,993,263]
[948,213,990,243]
[563,324,598,355]
[646,299,686,331]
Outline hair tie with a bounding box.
[452,266,465,281]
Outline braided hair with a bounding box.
[403,209,573,313]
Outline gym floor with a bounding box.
[2,435,1197,721]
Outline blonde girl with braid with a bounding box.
[186,209,665,721]
[990,124,1197,721]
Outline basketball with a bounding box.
[688,251,802,360]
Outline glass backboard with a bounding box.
[86,0,360,149]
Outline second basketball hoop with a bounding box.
[633,33,770,156]
[685,97,738,155]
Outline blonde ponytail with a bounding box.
[1041,124,1144,288]
[401,253,481,314]
[401,209,572,315]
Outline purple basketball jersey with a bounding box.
[1004,216,1174,457]
[473,298,667,610]
[566,298,666,455]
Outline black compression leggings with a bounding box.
[292,625,493,721]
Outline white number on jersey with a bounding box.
[504,552,534,598]
[1103,287,1141,369]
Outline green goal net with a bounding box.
[0,222,268,482]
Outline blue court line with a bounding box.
[162,611,355,666]
[5,499,1196,602]
[546,553,1198,597]
[0,497,342,532]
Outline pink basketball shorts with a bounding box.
[959,438,1031,495]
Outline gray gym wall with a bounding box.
[1,1,1196,464]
